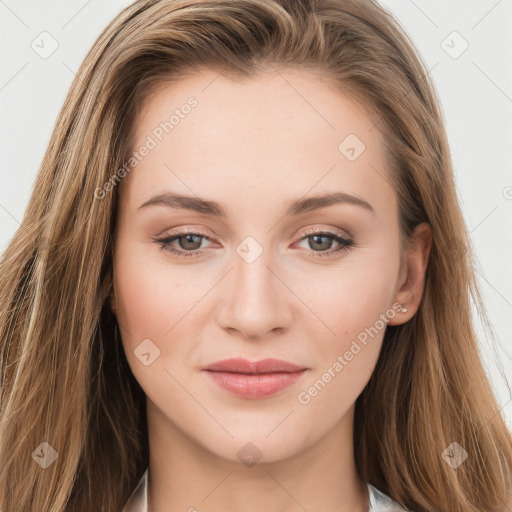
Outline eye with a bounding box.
[154,229,212,259]
[293,228,354,258]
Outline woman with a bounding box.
[0,0,511,511]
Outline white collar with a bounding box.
[122,468,411,511]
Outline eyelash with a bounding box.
[154,227,354,260]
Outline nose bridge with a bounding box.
[234,239,275,301]
[215,234,292,338]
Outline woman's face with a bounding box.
[112,68,429,464]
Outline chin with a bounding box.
[196,429,308,466]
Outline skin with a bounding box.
[111,67,431,512]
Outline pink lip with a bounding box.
[202,358,308,399]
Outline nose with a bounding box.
[215,245,294,341]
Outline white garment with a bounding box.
[121,468,411,511]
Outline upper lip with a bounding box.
[202,358,307,374]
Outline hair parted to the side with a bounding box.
[1,0,511,510]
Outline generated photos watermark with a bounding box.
[94,96,198,200]
[297,302,403,405]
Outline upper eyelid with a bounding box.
[299,226,351,238]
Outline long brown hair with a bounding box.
[1,0,511,510]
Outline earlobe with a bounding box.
[388,222,432,325]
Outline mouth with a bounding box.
[201,358,308,399]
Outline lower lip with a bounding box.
[203,370,307,399]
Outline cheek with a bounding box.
[112,239,197,386]
[293,246,399,346]
[292,244,400,396]
[294,276,391,415]
[113,236,201,338]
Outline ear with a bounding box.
[388,222,432,325]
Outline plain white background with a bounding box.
[0,1,511,430]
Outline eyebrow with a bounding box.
[138,191,375,216]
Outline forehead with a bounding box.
[121,68,395,217]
